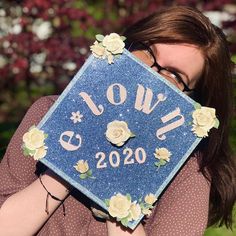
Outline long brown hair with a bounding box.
[123,6,236,228]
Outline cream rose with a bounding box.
[108,193,131,219]
[90,41,106,58]
[192,106,219,137]
[74,160,89,174]
[144,193,157,205]
[192,107,216,131]
[102,33,125,55]
[23,127,45,150]
[129,202,141,221]
[105,120,134,147]
[33,146,47,160]
[154,148,171,162]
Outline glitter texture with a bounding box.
[38,50,202,229]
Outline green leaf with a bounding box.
[28,149,36,156]
[22,146,35,156]
[44,133,48,139]
[95,34,104,42]
[214,118,220,129]
[79,173,87,179]
[121,36,126,41]
[159,159,167,165]
[146,203,152,208]
[154,162,160,167]
[23,148,30,156]
[87,169,92,176]
[104,199,110,207]
[140,202,145,209]
[121,217,129,227]
[126,194,131,201]
[130,133,135,138]
[194,102,201,110]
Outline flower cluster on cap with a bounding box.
[105,192,157,227]
[90,33,126,64]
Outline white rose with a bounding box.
[108,193,131,219]
[33,146,47,160]
[90,41,106,58]
[74,160,89,174]
[105,120,133,147]
[192,107,216,131]
[23,127,45,150]
[102,33,125,55]
[154,148,171,162]
[129,202,141,221]
[144,193,157,205]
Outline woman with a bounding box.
[0,5,235,236]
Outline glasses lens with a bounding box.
[130,42,192,92]
[159,69,185,91]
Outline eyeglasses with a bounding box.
[130,42,194,93]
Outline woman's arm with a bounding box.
[106,220,146,236]
[0,96,72,235]
[0,170,70,235]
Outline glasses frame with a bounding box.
[131,42,194,93]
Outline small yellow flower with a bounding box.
[144,193,157,205]
[154,148,171,162]
[33,146,48,160]
[74,160,89,174]
[90,41,106,58]
[191,125,209,138]
[129,202,141,221]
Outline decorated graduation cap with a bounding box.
[22,33,219,229]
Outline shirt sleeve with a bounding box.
[144,155,210,236]
[0,96,57,209]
